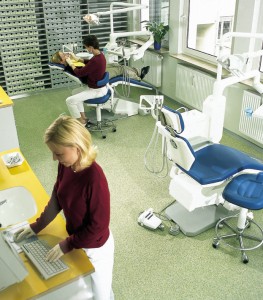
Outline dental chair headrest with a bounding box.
[160,106,185,135]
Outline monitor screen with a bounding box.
[0,232,28,291]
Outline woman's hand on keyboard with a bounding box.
[46,244,64,262]
[14,224,35,242]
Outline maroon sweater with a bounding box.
[31,161,110,253]
[73,53,106,88]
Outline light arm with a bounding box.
[216,32,263,93]
[83,3,153,61]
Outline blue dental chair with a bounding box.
[48,62,155,132]
[158,106,263,254]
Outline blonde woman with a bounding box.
[14,116,115,300]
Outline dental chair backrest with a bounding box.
[160,106,184,135]
[160,106,196,171]
[64,71,83,85]
[48,62,83,85]
[167,135,196,171]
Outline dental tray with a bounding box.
[2,152,24,168]
[76,52,93,59]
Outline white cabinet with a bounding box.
[0,88,19,152]
[175,64,215,111]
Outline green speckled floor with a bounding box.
[13,86,263,300]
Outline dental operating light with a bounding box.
[83,3,154,61]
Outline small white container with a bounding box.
[76,52,93,59]
[2,152,24,168]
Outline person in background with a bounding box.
[61,35,107,126]
[51,51,150,82]
[14,115,115,300]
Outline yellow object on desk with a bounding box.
[0,86,13,108]
[0,148,94,300]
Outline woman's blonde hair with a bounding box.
[51,51,62,64]
[44,115,97,167]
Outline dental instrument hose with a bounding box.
[144,108,169,178]
[121,59,131,98]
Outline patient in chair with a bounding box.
[51,51,150,81]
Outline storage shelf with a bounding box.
[0,0,129,96]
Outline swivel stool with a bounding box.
[212,172,263,263]
[84,72,116,139]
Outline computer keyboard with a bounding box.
[22,238,69,280]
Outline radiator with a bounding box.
[175,64,215,111]
[239,90,263,145]
[131,50,162,87]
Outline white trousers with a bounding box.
[83,231,115,300]
[66,85,107,119]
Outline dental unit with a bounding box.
[141,32,263,237]
[49,2,158,119]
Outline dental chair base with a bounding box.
[90,98,138,117]
[109,77,154,117]
[168,170,226,212]
[166,166,239,236]
[86,106,126,122]
[112,98,139,116]
[165,202,233,237]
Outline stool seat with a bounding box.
[84,89,112,105]
[223,172,263,210]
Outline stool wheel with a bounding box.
[218,223,224,229]
[212,239,219,249]
[242,253,249,264]
[213,214,263,264]
[88,119,116,139]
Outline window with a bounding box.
[217,17,233,40]
[140,0,170,48]
[182,0,263,74]
[184,0,236,59]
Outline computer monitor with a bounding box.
[0,232,28,291]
